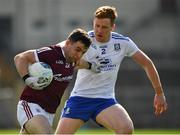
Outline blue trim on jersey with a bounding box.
[61,96,118,123]
[112,32,129,41]
[112,37,130,41]
[112,32,123,37]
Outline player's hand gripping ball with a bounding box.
[26,62,53,90]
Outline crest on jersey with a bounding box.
[114,43,121,51]
[65,63,70,68]
[91,44,97,49]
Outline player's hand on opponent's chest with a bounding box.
[88,62,101,73]
[88,57,110,73]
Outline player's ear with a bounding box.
[66,39,73,46]
[66,39,70,46]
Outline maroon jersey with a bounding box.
[20,44,74,113]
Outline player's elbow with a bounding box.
[14,54,20,63]
[14,53,24,66]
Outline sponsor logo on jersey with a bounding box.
[99,58,117,71]
[53,74,73,82]
[100,64,117,71]
[55,60,71,68]
[114,43,121,51]
[56,60,64,64]
[99,58,111,65]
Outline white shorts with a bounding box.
[17,100,55,129]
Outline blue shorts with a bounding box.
[61,96,118,122]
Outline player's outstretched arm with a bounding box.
[75,59,101,73]
[131,50,168,116]
[75,59,90,69]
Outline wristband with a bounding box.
[22,74,30,81]
[88,62,92,69]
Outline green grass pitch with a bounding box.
[0,128,180,134]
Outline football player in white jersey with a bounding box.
[55,6,168,134]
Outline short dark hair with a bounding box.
[94,6,118,25]
[68,28,91,49]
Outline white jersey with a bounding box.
[70,31,139,98]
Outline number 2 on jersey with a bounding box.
[101,48,106,55]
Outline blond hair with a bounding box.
[94,6,118,25]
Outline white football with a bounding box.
[28,62,53,87]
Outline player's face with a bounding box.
[67,41,87,62]
[93,18,114,43]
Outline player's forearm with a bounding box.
[75,59,90,69]
[14,50,36,77]
[144,61,164,95]
[14,54,29,77]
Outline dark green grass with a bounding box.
[77,129,180,134]
[0,129,180,134]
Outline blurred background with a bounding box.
[0,0,179,131]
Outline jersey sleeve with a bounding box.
[125,38,139,57]
[35,47,56,63]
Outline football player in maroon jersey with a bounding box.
[14,28,92,134]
